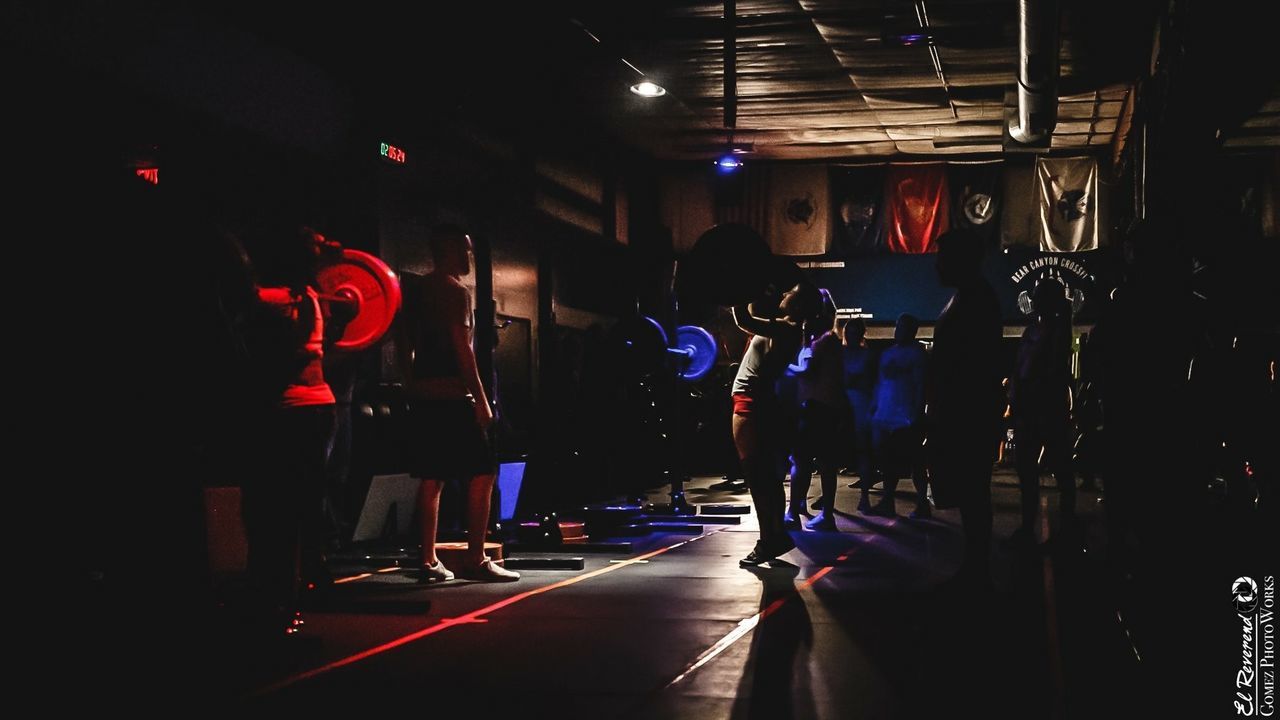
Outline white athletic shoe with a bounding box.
[460,559,521,582]
[418,560,455,583]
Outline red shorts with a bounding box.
[732,392,754,416]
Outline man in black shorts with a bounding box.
[399,225,519,583]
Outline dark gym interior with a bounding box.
[18,2,1278,715]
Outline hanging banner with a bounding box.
[829,165,886,256]
[1000,160,1038,249]
[884,164,950,254]
[949,163,1002,246]
[769,165,829,255]
[1035,156,1101,252]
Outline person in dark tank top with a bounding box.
[397,225,519,584]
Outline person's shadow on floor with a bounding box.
[731,561,817,720]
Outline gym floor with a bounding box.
[127,470,1157,716]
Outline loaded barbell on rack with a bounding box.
[609,316,718,382]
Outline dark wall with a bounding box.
[21,5,674,524]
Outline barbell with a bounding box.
[610,315,718,382]
[316,248,402,351]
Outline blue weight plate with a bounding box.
[674,325,717,381]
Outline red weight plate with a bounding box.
[316,249,402,350]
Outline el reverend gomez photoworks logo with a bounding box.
[1234,576,1274,716]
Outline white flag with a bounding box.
[769,165,829,256]
[1035,156,1100,252]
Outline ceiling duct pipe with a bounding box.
[1008,0,1061,144]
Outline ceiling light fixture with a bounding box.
[630,81,667,97]
[716,155,743,173]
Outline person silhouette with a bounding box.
[868,313,930,519]
[1006,277,1076,549]
[242,225,339,635]
[731,280,821,566]
[925,228,1003,589]
[787,289,846,531]
[841,318,878,504]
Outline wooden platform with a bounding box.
[434,541,504,565]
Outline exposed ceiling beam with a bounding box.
[724,0,737,131]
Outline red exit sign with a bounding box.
[380,142,406,164]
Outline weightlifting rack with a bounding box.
[578,313,749,538]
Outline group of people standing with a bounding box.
[728,228,1078,588]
